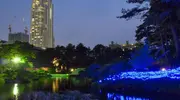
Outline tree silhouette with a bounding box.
[119,0,180,65]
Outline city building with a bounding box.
[109,41,140,51]
[30,0,54,48]
[8,32,29,44]
[109,41,121,49]
[121,41,137,51]
[0,40,7,45]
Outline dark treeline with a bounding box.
[0,41,143,69]
[35,43,132,68]
[34,42,143,68]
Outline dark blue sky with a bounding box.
[0,0,141,47]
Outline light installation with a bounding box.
[107,93,150,100]
[99,67,180,83]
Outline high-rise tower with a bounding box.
[30,0,54,48]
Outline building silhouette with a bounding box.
[0,40,7,45]
[30,0,54,48]
[8,32,29,44]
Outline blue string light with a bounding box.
[99,67,180,83]
[107,93,150,100]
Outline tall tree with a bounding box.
[65,43,76,67]
[119,0,180,65]
[93,44,107,65]
[75,43,89,67]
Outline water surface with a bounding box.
[0,77,177,100]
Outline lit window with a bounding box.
[50,7,52,19]
[45,2,48,5]
[36,0,40,5]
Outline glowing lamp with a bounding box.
[55,63,59,67]
[12,57,21,63]
[161,68,166,71]
[70,68,74,72]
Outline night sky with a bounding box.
[0,0,141,48]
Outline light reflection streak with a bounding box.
[52,78,59,93]
[13,83,18,100]
[107,93,150,100]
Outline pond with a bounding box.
[0,76,178,100]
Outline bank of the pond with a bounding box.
[3,72,51,84]
[3,73,81,84]
[98,78,180,96]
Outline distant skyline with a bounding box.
[0,0,141,48]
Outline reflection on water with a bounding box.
[0,77,89,99]
[107,93,150,100]
[52,78,59,93]
[13,83,19,100]
[0,77,163,100]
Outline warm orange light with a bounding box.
[52,58,59,67]
[61,66,63,70]
[41,67,48,71]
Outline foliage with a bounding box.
[119,0,180,65]
[129,43,154,70]
[0,41,35,67]
[84,64,101,78]
[34,42,134,69]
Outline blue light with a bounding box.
[107,93,150,100]
[99,80,102,83]
[99,67,180,83]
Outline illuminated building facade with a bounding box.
[109,41,138,51]
[30,0,54,48]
